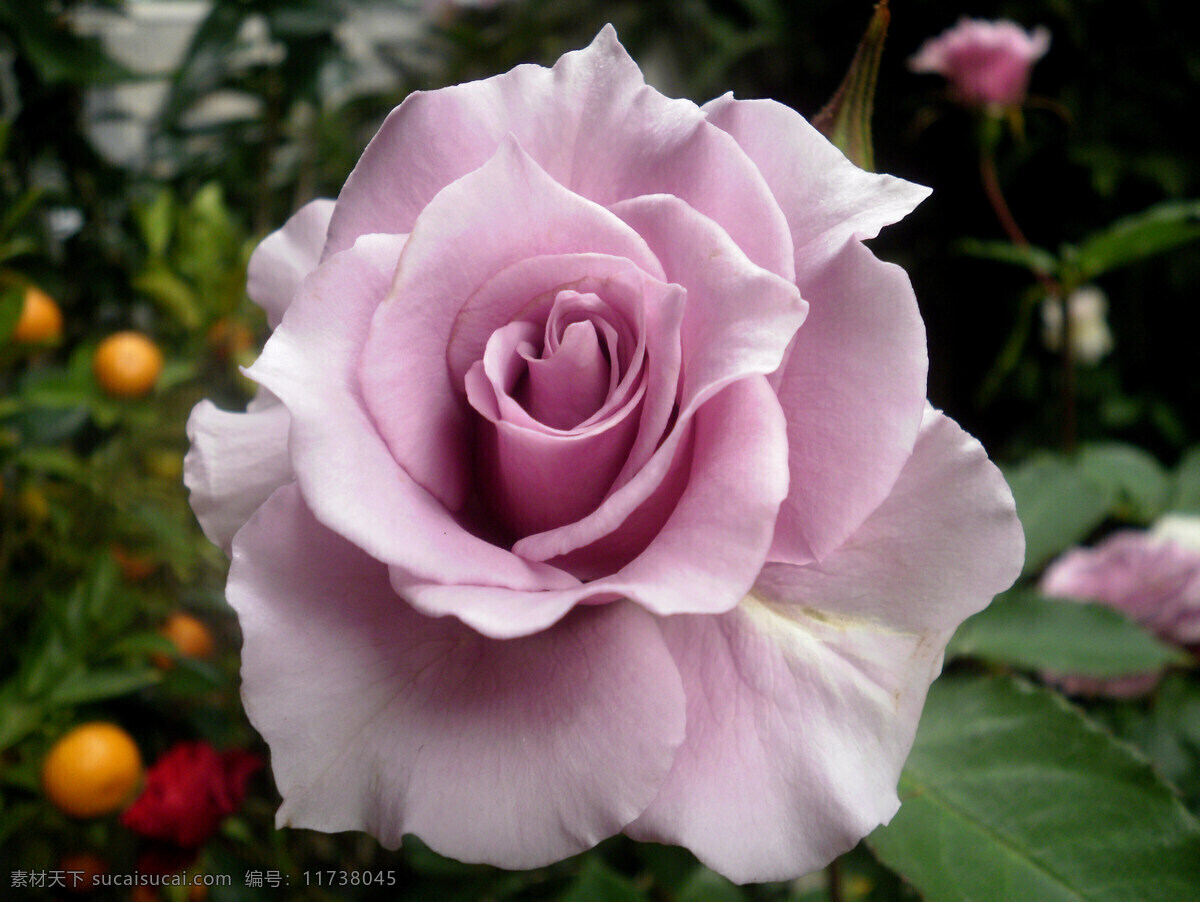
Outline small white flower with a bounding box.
[1041,285,1114,364]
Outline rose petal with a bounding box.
[246,199,335,329]
[626,412,1022,883]
[184,399,292,554]
[249,233,575,593]
[608,193,806,488]
[446,255,646,394]
[400,376,788,636]
[324,27,793,280]
[448,256,679,464]
[768,240,928,564]
[514,194,804,563]
[625,601,948,884]
[229,483,686,868]
[757,406,1025,632]
[702,96,929,283]
[524,318,613,429]
[473,297,632,435]
[359,138,663,511]
[465,343,645,537]
[701,98,931,564]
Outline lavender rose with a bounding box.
[1040,529,1200,697]
[185,28,1023,883]
[909,17,1050,108]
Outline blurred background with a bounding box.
[2,1,1198,900]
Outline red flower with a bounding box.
[122,742,261,848]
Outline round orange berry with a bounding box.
[153,612,216,669]
[92,332,163,397]
[11,285,63,343]
[42,723,143,818]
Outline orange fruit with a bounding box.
[153,612,216,668]
[42,723,143,818]
[111,544,157,581]
[206,317,254,361]
[11,285,63,343]
[58,851,108,894]
[92,332,163,397]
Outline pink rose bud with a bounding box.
[909,17,1050,108]
[1040,531,1200,696]
[185,27,1023,883]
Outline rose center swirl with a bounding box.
[463,288,647,540]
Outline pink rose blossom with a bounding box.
[909,18,1050,108]
[1040,530,1200,696]
[185,28,1023,883]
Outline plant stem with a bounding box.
[828,857,843,902]
[979,144,1075,451]
[979,150,1029,249]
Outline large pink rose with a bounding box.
[909,18,1050,108]
[185,28,1023,883]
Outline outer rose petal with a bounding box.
[703,96,930,562]
[246,199,335,329]
[606,193,805,488]
[769,241,928,564]
[187,199,334,553]
[324,27,794,281]
[229,483,686,869]
[629,408,1022,882]
[184,399,291,554]
[758,406,1024,633]
[627,604,949,884]
[702,95,930,282]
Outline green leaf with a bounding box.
[0,802,40,848]
[104,633,178,659]
[1170,447,1200,514]
[634,843,701,893]
[1004,456,1112,575]
[133,265,201,329]
[561,857,648,902]
[958,238,1059,277]
[14,447,91,483]
[1100,673,1200,814]
[0,236,38,264]
[947,589,1185,677]
[45,668,162,707]
[868,674,1200,902]
[811,0,889,171]
[14,406,90,446]
[1077,442,1171,522]
[0,698,43,752]
[0,283,23,342]
[0,5,132,84]
[0,187,44,240]
[1070,200,1200,282]
[157,2,248,129]
[134,189,176,258]
[676,868,748,902]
